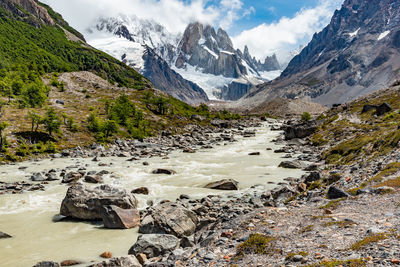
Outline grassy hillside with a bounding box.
[0,1,239,162]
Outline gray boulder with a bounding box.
[31,173,46,182]
[283,121,317,140]
[278,160,304,169]
[205,179,239,190]
[62,172,83,183]
[139,202,198,237]
[32,262,60,267]
[152,169,176,175]
[88,256,141,267]
[327,186,349,199]
[128,234,179,258]
[60,184,137,220]
[0,231,11,239]
[101,205,140,229]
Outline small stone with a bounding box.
[249,152,260,156]
[152,169,177,175]
[131,187,149,195]
[0,231,12,239]
[293,255,303,262]
[143,162,149,166]
[392,258,400,264]
[100,251,112,258]
[327,186,349,199]
[84,175,103,184]
[136,253,147,265]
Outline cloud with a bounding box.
[41,0,247,34]
[232,0,343,63]
[41,0,220,34]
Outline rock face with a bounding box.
[205,179,239,190]
[1,0,54,26]
[88,256,141,267]
[128,234,179,258]
[240,0,400,107]
[101,205,140,229]
[141,46,209,105]
[139,202,198,237]
[60,184,137,220]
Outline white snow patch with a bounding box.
[220,50,234,56]
[202,46,218,59]
[198,38,206,45]
[172,65,234,100]
[258,70,282,81]
[88,35,145,71]
[348,28,360,37]
[378,30,390,41]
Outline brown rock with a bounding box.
[101,205,140,229]
[205,179,239,190]
[131,187,149,195]
[100,252,112,259]
[392,258,400,264]
[136,253,147,265]
[60,260,82,266]
[84,175,103,184]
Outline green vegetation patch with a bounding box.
[236,233,276,256]
[350,233,389,250]
[305,258,367,267]
[319,198,346,210]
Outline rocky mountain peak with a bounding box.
[1,0,54,26]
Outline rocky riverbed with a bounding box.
[4,115,399,267]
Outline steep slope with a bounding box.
[240,0,400,107]
[87,16,209,104]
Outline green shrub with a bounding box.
[301,112,312,122]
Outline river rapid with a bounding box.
[0,123,305,266]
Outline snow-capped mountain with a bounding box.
[241,0,400,107]
[86,15,282,102]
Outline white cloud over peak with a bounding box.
[232,0,343,64]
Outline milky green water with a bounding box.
[0,124,305,266]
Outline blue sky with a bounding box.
[42,0,343,63]
[229,0,328,34]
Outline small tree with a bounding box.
[109,94,136,125]
[23,83,47,108]
[0,122,7,152]
[41,108,62,136]
[26,110,42,132]
[153,97,168,115]
[103,120,118,137]
[301,112,312,122]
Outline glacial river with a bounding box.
[0,123,305,266]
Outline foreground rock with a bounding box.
[88,256,141,267]
[128,234,179,258]
[205,179,239,190]
[131,187,149,195]
[139,202,198,237]
[101,205,140,229]
[60,184,137,220]
[0,231,12,239]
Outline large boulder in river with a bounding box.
[139,202,198,237]
[283,120,317,140]
[128,234,179,258]
[60,184,137,220]
[88,256,141,267]
[101,205,140,229]
[205,179,239,190]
